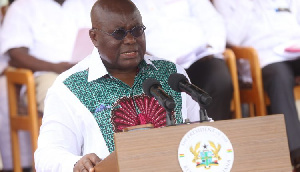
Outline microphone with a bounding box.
[168,73,212,106]
[142,78,176,111]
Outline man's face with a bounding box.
[90,10,146,72]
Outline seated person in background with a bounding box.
[130,0,233,121]
[0,0,95,171]
[213,0,300,170]
[34,0,200,171]
[1,0,96,113]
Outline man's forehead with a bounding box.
[99,4,139,15]
[96,0,136,12]
[96,10,142,25]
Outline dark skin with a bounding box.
[8,0,74,73]
[54,0,65,6]
[73,153,101,172]
[89,0,146,87]
[73,0,146,171]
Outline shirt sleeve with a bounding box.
[189,0,226,54]
[0,1,34,55]
[34,56,110,171]
[34,83,83,172]
[213,0,254,46]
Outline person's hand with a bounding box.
[52,62,75,74]
[73,153,102,172]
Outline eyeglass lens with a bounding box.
[112,26,145,40]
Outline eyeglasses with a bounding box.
[93,25,146,40]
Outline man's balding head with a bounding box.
[91,0,140,27]
[88,0,146,77]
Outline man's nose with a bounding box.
[123,31,136,44]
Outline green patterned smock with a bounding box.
[63,57,183,153]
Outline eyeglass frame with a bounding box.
[91,25,146,40]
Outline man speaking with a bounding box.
[34,0,200,171]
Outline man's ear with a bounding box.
[89,29,99,47]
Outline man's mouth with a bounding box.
[121,51,138,58]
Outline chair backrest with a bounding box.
[223,48,242,118]
[5,67,40,172]
[232,45,300,117]
[230,46,267,116]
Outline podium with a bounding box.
[95,114,292,171]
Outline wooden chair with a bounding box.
[2,3,41,171]
[5,67,42,172]
[231,46,300,117]
[223,48,242,119]
[230,46,267,117]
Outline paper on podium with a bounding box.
[71,28,94,63]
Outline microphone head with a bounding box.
[142,78,161,96]
[168,73,188,92]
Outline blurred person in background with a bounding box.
[130,0,233,121]
[213,0,300,171]
[0,0,95,171]
[0,1,8,171]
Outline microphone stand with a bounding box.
[166,109,175,126]
[199,103,210,122]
